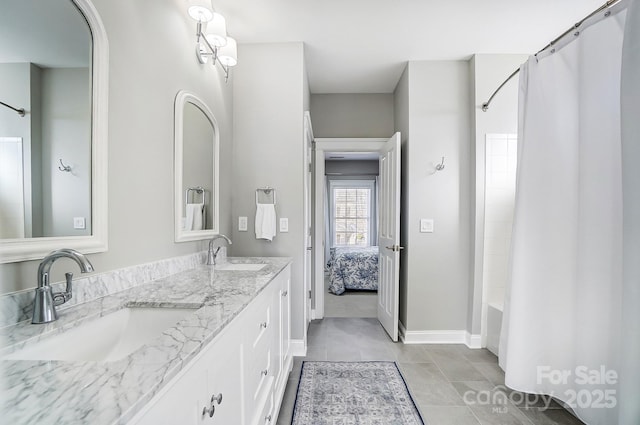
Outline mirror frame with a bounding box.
[174,90,220,242]
[0,0,109,264]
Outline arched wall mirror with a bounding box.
[174,91,220,242]
[0,0,108,263]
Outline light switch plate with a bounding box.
[420,218,434,233]
[73,217,86,230]
[279,218,289,232]
[238,216,248,231]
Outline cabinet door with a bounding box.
[276,267,291,392]
[199,330,244,424]
[133,361,205,425]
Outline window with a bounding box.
[329,180,376,247]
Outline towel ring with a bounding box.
[186,186,206,206]
[255,187,276,205]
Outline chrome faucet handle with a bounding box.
[32,249,94,324]
[207,234,232,266]
[53,272,74,306]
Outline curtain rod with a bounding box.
[481,0,621,112]
[0,101,25,117]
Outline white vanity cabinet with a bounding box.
[131,319,243,425]
[130,264,292,425]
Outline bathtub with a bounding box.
[486,302,503,356]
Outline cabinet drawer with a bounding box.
[250,378,274,425]
[246,300,272,350]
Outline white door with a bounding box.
[377,132,402,341]
[302,112,313,339]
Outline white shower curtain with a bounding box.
[499,1,639,424]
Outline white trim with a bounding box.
[399,322,482,349]
[313,138,390,320]
[173,90,220,242]
[303,111,313,350]
[465,332,482,349]
[0,0,108,263]
[290,339,307,357]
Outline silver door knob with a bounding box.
[385,245,405,252]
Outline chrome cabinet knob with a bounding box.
[202,393,223,418]
[261,369,268,376]
[202,405,215,418]
[260,321,268,329]
[282,290,288,297]
[211,393,223,405]
[265,414,272,422]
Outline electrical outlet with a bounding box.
[238,216,248,231]
[279,218,289,232]
[420,219,434,233]
[73,217,86,230]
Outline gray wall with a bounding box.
[40,68,91,237]
[230,42,307,342]
[393,65,410,327]
[310,93,394,138]
[394,61,472,332]
[325,160,379,175]
[0,0,234,294]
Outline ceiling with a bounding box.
[0,0,90,69]
[213,0,604,93]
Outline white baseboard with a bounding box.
[290,339,307,357]
[465,332,482,349]
[399,322,482,349]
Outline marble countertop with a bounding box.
[0,257,292,425]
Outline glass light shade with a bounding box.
[205,13,227,47]
[218,37,237,67]
[187,0,213,22]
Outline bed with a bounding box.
[327,246,379,295]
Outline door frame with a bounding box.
[302,112,313,347]
[312,138,387,319]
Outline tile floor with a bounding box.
[276,318,585,425]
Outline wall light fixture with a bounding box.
[187,0,237,82]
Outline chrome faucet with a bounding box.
[32,249,95,324]
[207,234,232,265]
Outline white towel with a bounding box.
[185,203,205,230]
[255,203,276,241]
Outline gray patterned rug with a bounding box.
[291,361,424,425]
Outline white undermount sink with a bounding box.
[3,307,196,362]
[215,263,266,271]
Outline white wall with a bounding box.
[0,0,234,294]
[310,94,394,138]
[469,54,527,337]
[230,42,307,342]
[395,61,472,332]
[483,134,517,308]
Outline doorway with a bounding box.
[324,154,379,318]
[312,135,402,341]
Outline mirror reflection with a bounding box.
[182,102,214,231]
[0,0,92,239]
[174,91,219,242]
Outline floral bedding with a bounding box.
[327,246,379,295]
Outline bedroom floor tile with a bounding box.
[324,275,377,318]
